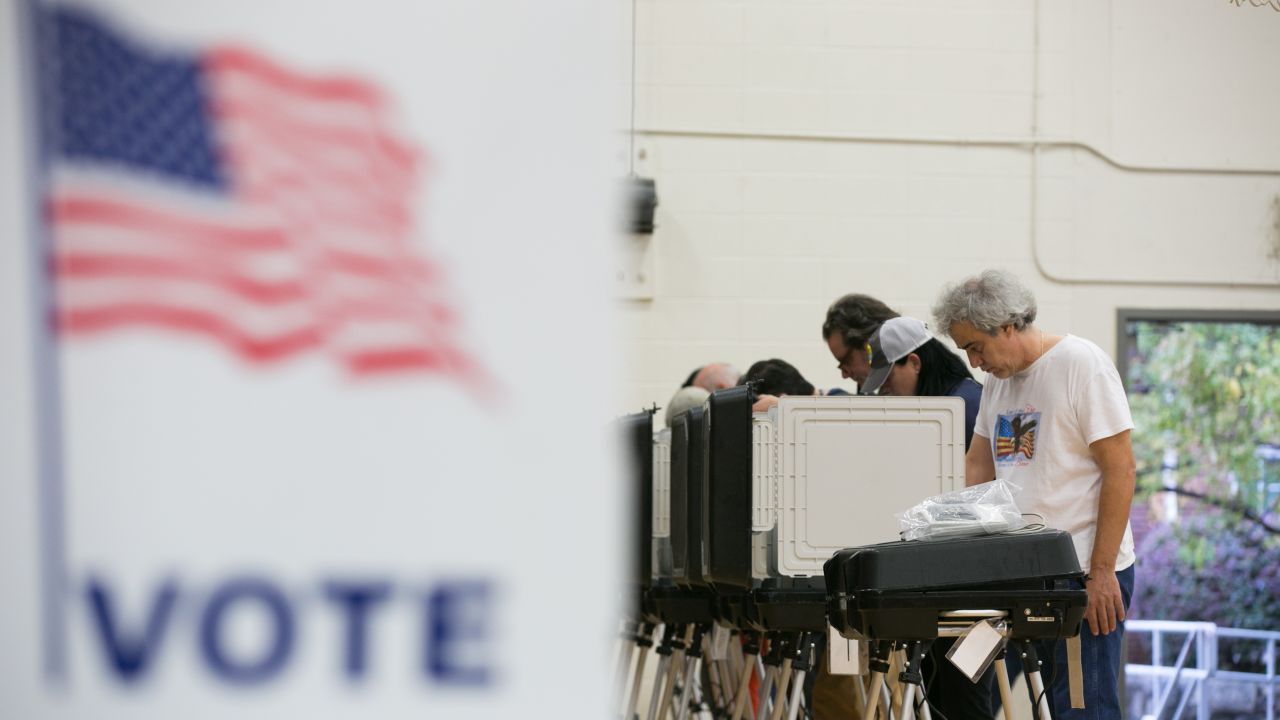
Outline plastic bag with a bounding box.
[897,479,1026,542]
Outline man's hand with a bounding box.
[1084,568,1126,636]
[752,394,780,413]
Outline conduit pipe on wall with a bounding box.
[636,125,1280,289]
[634,2,1280,290]
[1024,0,1277,289]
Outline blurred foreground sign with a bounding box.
[0,1,618,717]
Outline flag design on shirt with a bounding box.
[995,411,1039,464]
[36,5,483,385]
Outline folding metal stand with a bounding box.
[730,632,763,720]
[648,625,679,720]
[862,640,896,720]
[764,634,796,720]
[624,622,658,720]
[1010,639,1052,720]
[783,633,817,720]
[932,611,1055,720]
[676,624,708,720]
[616,619,639,704]
[895,641,933,720]
[993,650,1014,720]
[705,626,737,717]
[657,625,692,720]
[754,634,788,720]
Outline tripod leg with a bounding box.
[896,641,929,720]
[1015,640,1052,720]
[900,683,916,720]
[769,658,793,720]
[647,655,671,720]
[891,650,906,719]
[626,643,651,720]
[717,658,734,712]
[863,640,896,720]
[785,669,806,720]
[1025,668,1052,720]
[661,647,687,720]
[615,621,636,691]
[731,654,756,720]
[731,633,763,720]
[676,656,697,720]
[755,665,777,720]
[994,657,1013,720]
[863,671,884,719]
[917,689,933,720]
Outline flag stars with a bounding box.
[47,7,226,190]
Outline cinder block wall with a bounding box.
[617,0,1280,412]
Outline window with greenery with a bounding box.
[1119,312,1280,665]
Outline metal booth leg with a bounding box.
[625,623,657,720]
[647,625,678,720]
[731,632,762,720]
[755,634,784,720]
[863,640,895,720]
[1013,640,1053,720]
[994,654,1014,720]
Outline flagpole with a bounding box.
[19,0,69,684]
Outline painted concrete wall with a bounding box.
[616,0,1280,412]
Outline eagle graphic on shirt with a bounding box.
[995,411,1040,466]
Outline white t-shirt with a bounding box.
[973,335,1136,573]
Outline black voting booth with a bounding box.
[619,391,1091,720]
[618,408,658,622]
[824,530,1090,720]
[699,386,823,720]
[700,386,827,634]
[652,404,716,626]
[824,530,1088,642]
[617,406,723,720]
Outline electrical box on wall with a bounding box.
[617,174,657,300]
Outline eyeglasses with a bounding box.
[836,339,873,372]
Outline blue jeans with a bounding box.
[1036,564,1135,719]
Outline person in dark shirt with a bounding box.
[740,358,851,412]
[862,316,992,719]
[862,316,983,450]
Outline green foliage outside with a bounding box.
[1125,321,1280,635]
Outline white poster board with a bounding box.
[0,1,620,717]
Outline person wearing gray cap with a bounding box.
[862,316,983,449]
[863,317,992,718]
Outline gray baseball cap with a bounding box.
[860,317,932,396]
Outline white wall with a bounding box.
[617,0,1280,412]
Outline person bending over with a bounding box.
[933,269,1136,720]
[860,316,982,449]
[821,293,898,392]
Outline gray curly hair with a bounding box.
[932,269,1037,336]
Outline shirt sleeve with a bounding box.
[1077,362,1135,445]
[972,379,993,439]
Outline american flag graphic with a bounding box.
[37,6,481,382]
[995,412,1037,461]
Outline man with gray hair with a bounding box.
[933,269,1136,719]
[682,362,740,393]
